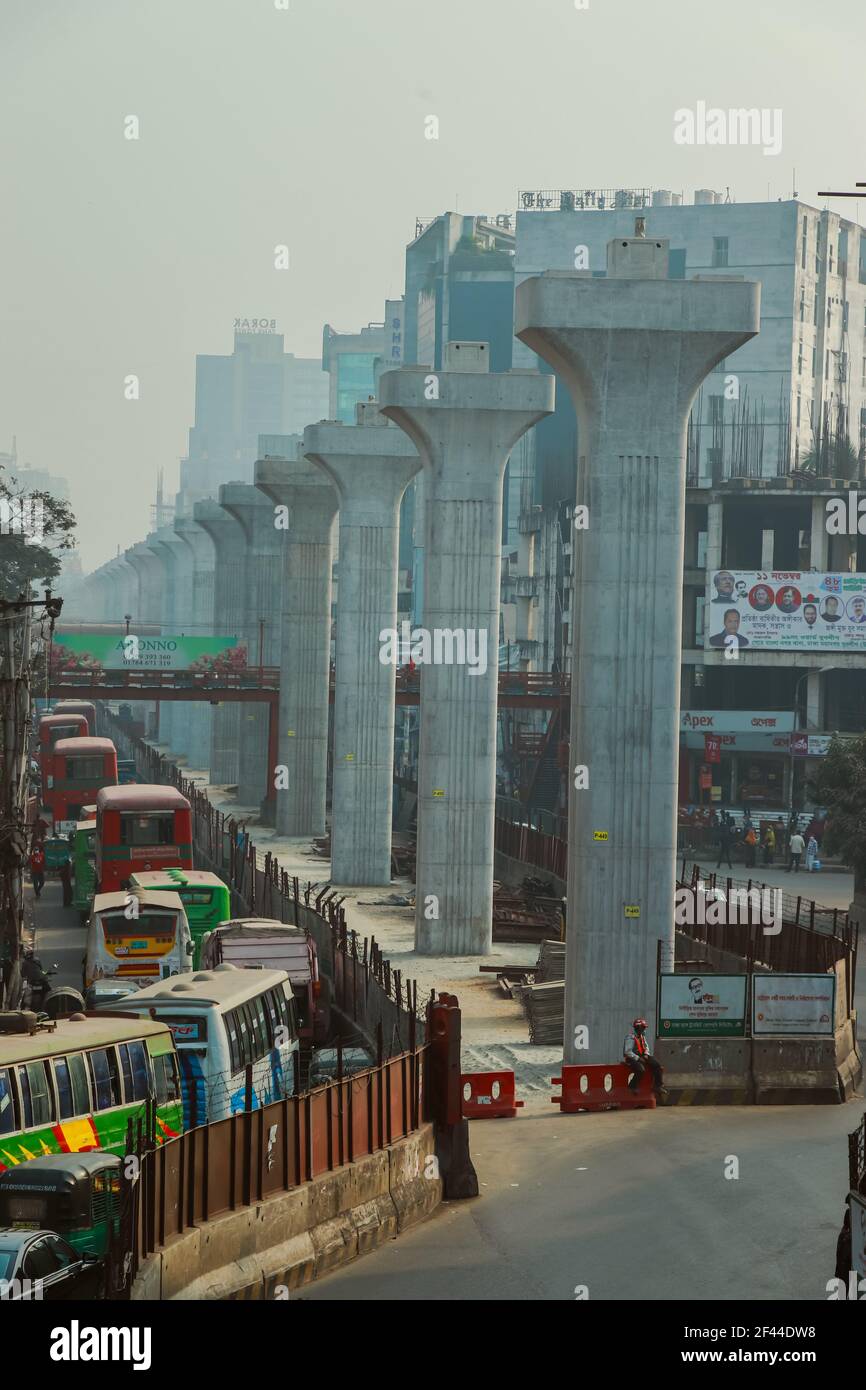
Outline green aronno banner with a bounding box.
[51,635,245,672]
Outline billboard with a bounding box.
[50,635,244,673]
[706,570,866,651]
[751,973,835,1035]
[658,974,747,1037]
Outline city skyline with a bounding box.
[2,0,865,566]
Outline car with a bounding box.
[0,1228,103,1300]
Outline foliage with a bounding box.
[809,735,866,884]
[0,470,76,602]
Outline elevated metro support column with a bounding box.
[147,529,188,756]
[304,403,420,884]
[193,500,246,788]
[219,484,283,811]
[175,514,215,773]
[126,543,166,742]
[380,344,554,955]
[255,443,337,838]
[515,234,760,1063]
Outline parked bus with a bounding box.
[84,889,194,991]
[72,818,98,917]
[52,701,99,737]
[38,713,88,759]
[200,919,327,1043]
[95,784,193,893]
[129,870,231,968]
[0,1014,182,1169]
[101,965,300,1129]
[44,737,118,833]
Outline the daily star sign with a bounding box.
[681,711,795,734]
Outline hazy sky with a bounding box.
[1,0,863,571]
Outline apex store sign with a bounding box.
[681,710,795,754]
[681,711,795,734]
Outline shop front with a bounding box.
[678,711,795,812]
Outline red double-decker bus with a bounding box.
[45,737,119,830]
[37,714,89,797]
[95,784,193,893]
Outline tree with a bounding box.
[0,469,76,602]
[809,735,866,888]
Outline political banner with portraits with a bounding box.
[705,570,866,651]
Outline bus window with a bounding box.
[250,998,268,1058]
[66,756,106,780]
[152,1053,180,1105]
[88,1048,122,1110]
[236,1004,252,1068]
[120,813,175,846]
[0,1069,16,1135]
[54,1058,75,1120]
[18,1062,54,1128]
[226,1011,241,1072]
[119,1041,150,1102]
[263,989,280,1041]
[68,1053,90,1115]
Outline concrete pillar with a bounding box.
[515,238,759,1062]
[411,473,426,626]
[810,495,829,568]
[254,443,338,838]
[218,484,283,809]
[379,343,554,954]
[147,529,188,754]
[193,499,245,787]
[174,515,215,772]
[303,403,420,884]
[706,498,724,572]
[806,671,824,730]
[126,543,164,632]
[760,527,774,568]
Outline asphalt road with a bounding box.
[25,875,88,996]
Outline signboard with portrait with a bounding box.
[751,973,835,1035]
[658,973,747,1037]
[705,570,866,651]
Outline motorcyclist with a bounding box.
[21,951,53,1010]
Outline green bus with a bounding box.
[72,817,97,917]
[0,1015,183,1171]
[129,869,232,968]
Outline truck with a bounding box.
[199,918,328,1043]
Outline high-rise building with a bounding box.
[177,327,329,511]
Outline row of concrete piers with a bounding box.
[75,232,760,1061]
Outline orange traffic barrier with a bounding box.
[461,1070,524,1119]
[551,1062,657,1113]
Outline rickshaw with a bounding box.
[0,1153,123,1266]
[43,835,71,871]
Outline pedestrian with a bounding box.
[805,835,819,873]
[32,813,49,843]
[29,842,46,899]
[59,857,73,907]
[762,826,776,866]
[716,820,733,870]
[623,1018,667,1099]
[744,825,757,869]
[786,830,806,873]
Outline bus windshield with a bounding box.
[66,756,107,779]
[100,911,179,939]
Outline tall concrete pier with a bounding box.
[304,403,420,884]
[174,514,215,772]
[515,233,760,1062]
[147,528,189,756]
[379,344,553,954]
[193,499,245,787]
[219,484,283,810]
[255,439,338,838]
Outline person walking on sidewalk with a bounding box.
[805,834,820,873]
[744,825,757,869]
[786,830,805,873]
[762,825,776,866]
[29,842,46,899]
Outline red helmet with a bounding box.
[633,1017,647,1029]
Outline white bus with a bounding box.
[99,964,300,1129]
[84,890,194,992]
